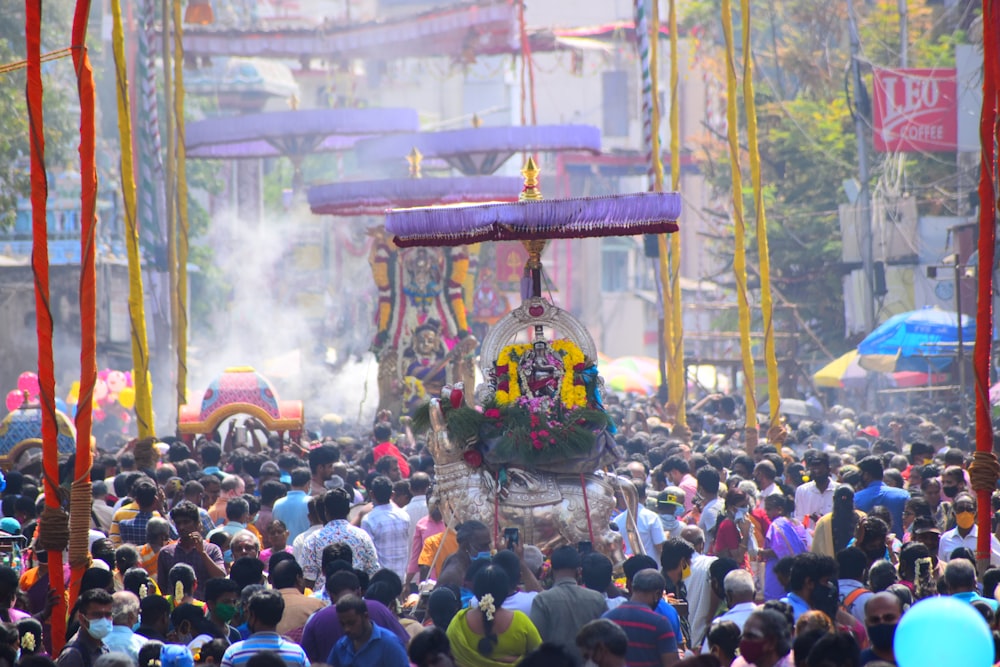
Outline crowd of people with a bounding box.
[0,394,994,667]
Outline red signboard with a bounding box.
[872,68,957,153]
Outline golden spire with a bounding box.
[471,113,483,128]
[288,93,300,110]
[406,146,423,179]
[519,157,542,201]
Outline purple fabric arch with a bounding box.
[308,176,523,217]
[185,108,419,159]
[354,124,602,175]
[385,192,682,247]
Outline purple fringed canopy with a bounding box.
[354,125,602,175]
[385,192,682,247]
[185,108,419,159]
[308,176,523,217]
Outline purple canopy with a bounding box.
[308,176,522,217]
[354,125,602,175]
[185,108,419,159]
[385,192,682,247]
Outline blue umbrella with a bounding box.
[857,306,974,372]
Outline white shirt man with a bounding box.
[794,481,838,527]
[613,504,666,560]
[939,524,1000,566]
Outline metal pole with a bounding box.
[955,261,967,428]
[898,0,907,67]
[848,0,875,332]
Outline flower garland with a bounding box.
[494,339,588,409]
[478,593,496,621]
[551,339,587,409]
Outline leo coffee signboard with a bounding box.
[872,68,957,153]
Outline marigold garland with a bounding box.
[494,339,587,409]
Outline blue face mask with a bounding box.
[223,549,233,563]
[473,551,491,561]
[735,507,749,521]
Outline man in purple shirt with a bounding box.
[156,501,226,600]
[300,569,409,662]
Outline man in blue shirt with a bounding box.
[947,558,1000,611]
[780,553,839,622]
[328,595,408,667]
[853,456,909,534]
[273,468,312,541]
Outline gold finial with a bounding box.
[471,113,483,128]
[406,147,423,178]
[519,157,542,201]
[288,93,300,110]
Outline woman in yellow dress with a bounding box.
[446,565,541,666]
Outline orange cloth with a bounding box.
[418,529,458,578]
[139,541,174,579]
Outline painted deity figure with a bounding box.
[402,320,450,398]
[518,339,564,399]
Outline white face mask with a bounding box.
[86,618,113,640]
[583,660,599,667]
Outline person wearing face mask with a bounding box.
[102,592,147,662]
[732,609,793,667]
[602,569,679,666]
[858,592,901,666]
[576,619,628,667]
[660,538,695,652]
[712,490,752,567]
[938,493,1000,566]
[941,465,968,503]
[759,495,808,601]
[204,578,242,644]
[55,588,113,667]
[780,553,838,622]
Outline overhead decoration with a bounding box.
[396,160,679,556]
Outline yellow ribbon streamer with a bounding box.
[648,1,680,422]
[741,0,780,428]
[667,0,685,428]
[111,0,155,439]
[721,0,758,429]
[173,0,190,413]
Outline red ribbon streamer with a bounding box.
[25,0,67,653]
[70,0,98,604]
[975,0,999,565]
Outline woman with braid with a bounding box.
[446,565,540,666]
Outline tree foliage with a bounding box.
[681,0,968,350]
[0,3,76,227]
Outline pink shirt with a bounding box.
[408,514,445,575]
[259,546,293,565]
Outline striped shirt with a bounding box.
[220,632,310,667]
[603,602,678,667]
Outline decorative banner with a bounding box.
[495,242,528,291]
[872,68,958,152]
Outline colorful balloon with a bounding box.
[4,391,23,413]
[107,371,127,393]
[118,387,136,410]
[94,379,109,402]
[16,372,39,398]
[895,596,993,667]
